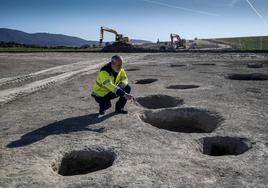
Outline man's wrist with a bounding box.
[115,88,125,96]
[118,82,126,89]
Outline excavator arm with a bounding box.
[100,27,119,46]
[99,26,129,46]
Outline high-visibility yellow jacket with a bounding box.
[92,62,128,97]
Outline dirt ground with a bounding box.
[0,52,268,188]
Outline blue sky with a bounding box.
[0,0,267,42]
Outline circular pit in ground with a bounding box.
[227,73,268,80]
[247,63,263,68]
[140,108,223,133]
[53,149,116,176]
[169,64,187,67]
[136,94,184,109]
[135,78,158,84]
[166,84,200,89]
[200,136,252,156]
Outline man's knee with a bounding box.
[95,96,111,110]
[123,85,131,93]
[102,100,112,110]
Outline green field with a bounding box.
[208,36,268,50]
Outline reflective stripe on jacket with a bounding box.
[92,62,128,97]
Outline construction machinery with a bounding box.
[170,33,186,49]
[99,26,130,47]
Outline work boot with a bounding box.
[115,109,128,114]
[99,110,105,115]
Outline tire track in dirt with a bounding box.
[0,59,106,89]
[0,55,138,105]
[0,63,105,105]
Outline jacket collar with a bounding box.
[101,62,121,76]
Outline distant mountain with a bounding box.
[130,39,152,44]
[0,28,152,47]
[0,28,98,47]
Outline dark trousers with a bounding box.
[92,85,131,112]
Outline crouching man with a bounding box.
[91,55,133,115]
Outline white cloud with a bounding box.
[245,0,268,27]
[140,0,220,16]
[229,0,243,8]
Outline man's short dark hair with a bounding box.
[111,55,123,62]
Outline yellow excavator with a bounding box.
[170,33,186,49]
[99,26,130,46]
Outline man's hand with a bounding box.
[124,93,134,100]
